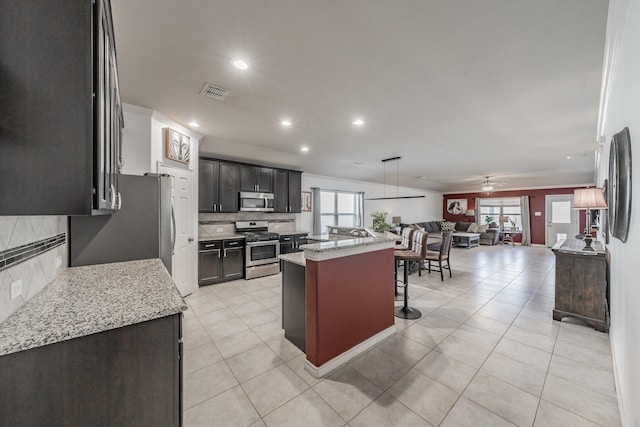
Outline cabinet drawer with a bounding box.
[199,241,222,251]
[223,239,244,249]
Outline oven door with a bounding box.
[246,240,280,267]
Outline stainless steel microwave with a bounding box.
[239,192,275,212]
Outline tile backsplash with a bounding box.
[0,216,67,323]
[198,212,299,237]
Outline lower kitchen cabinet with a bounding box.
[199,239,245,285]
[280,233,308,255]
[0,314,182,427]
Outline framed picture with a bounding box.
[446,198,467,215]
[609,127,632,242]
[301,191,312,212]
[602,178,609,244]
[164,128,191,164]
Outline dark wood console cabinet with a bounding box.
[0,0,123,215]
[0,314,183,426]
[551,239,609,332]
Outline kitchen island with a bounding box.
[280,233,397,378]
[0,259,186,426]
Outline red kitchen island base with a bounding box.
[301,237,396,378]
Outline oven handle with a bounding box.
[246,240,279,247]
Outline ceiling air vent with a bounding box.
[200,83,230,101]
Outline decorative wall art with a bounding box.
[446,198,467,215]
[608,127,632,243]
[164,128,191,164]
[301,191,312,212]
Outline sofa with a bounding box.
[399,220,500,246]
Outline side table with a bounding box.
[500,229,520,246]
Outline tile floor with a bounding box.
[182,245,621,426]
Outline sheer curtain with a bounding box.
[355,192,365,227]
[475,197,480,223]
[312,187,322,235]
[520,196,531,246]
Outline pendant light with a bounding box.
[366,156,425,200]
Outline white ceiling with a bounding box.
[111,0,608,193]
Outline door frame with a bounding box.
[545,194,579,247]
[158,161,198,296]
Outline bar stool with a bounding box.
[394,231,428,319]
[394,227,414,300]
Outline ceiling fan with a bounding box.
[481,176,506,192]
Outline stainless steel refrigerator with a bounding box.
[69,174,174,272]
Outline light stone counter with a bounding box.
[0,259,187,356]
[199,234,245,242]
[300,233,396,261]
[279,252,306,267]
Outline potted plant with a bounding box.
[371,211,390,233]
[484,216,495,225]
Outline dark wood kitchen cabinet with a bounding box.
[199,239,244,285]
[0,314,183,427]
[274,170,302,213]
[0,0,123,215]
[199,158,239,213]
[240,165,274,193]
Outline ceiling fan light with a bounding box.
[482,185,494,192]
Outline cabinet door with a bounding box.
[223,244,244,280]
[95,6,112,211]
[218,162,239,212]
[198,159,217,212]
[198,249,222,285]
[288,171,302,213]
[256,167,273,193]
[239,165,258,192]
[273,169,289,213]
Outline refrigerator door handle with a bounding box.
[171,204,176,255]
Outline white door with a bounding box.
[159,163,198,296]
[545,194,578,247]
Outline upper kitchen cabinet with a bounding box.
[199,158,239,213]
[273,170,302,213]
[240,165,273,193]
[0,0,124,215]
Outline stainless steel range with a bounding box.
[235,221,280,279]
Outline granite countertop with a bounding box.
[199,234,245,242]
[279,252,306,267]
[300,233,397,253]
[0,259,187,356]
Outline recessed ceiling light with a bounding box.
[352,118,365,126]
[281,120,292,127]
[301,146,309,152]
[232,59,249,70]
[188,121,199,128]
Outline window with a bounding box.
[478,197,522,230]
[319,190,363,230]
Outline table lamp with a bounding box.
[499,215,509,230]
[392,216,402,226]
[572,188,608,251]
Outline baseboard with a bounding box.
[304,325,396,378]
[609,328,626,425]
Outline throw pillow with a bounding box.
[467,223,479,233]
[456,222,471,232]
[441,221,456,232]
[477,224,489,233]
[428,221,440,231]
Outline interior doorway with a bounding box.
[159,162,198,296]
[545,194,578,247]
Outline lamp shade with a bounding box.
[392,216,402,224]
[465,209,475,216]
[499,215,509,223]
[572,188,608,209]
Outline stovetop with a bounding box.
[235,220,279,242]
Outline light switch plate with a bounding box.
[10,279,22,300]
[56,255,62,268]
[534,212,542,216]
[216,227,223,233]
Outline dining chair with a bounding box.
[424,231,453,281]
